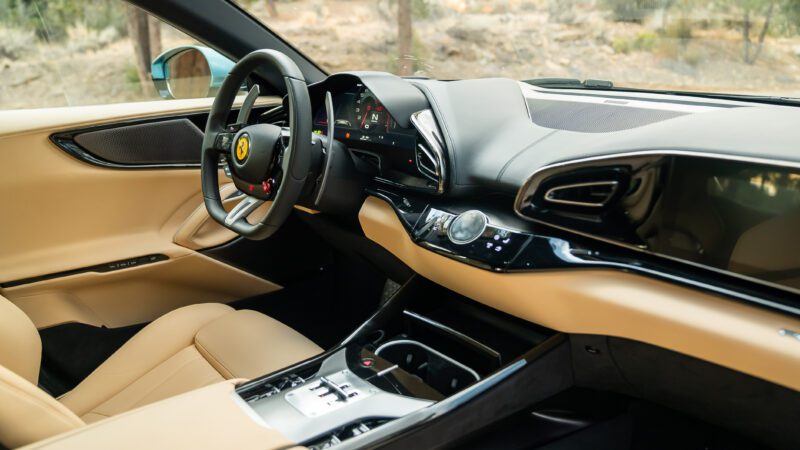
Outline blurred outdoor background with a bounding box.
[3,0,800,110]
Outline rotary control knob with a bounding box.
[447,210,488,244]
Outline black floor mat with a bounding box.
[229,252,387,349]
[39,322,145,396]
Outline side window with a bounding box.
[0,0,212,110]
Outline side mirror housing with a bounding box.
[151,45,235,99]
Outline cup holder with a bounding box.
[375,340,480,396]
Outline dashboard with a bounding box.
[291,71,800,449]
[303,71,800,318]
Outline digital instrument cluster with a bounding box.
[313,84,417,152]
[313,83,440,192]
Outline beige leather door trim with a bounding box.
[359,196,800,392]
[173,183,273,251]
[2,253,279,329]
[0,99,284,329]
[0,98,280,283]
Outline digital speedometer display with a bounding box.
[313,84,417,151]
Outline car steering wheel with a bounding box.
[200,49,312,240]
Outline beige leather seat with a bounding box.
[0,295,322,449]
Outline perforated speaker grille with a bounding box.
[73,118,203,165]
[527,99,688,133]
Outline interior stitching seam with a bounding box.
[89,346,209,416]
[0,379,83,428]
[61,308,232,415]
[194,338,235,379]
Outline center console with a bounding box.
[235,277,561,449]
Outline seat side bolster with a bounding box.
[0,365,84,449]
[58,303,234,417]
[0,294,42,385]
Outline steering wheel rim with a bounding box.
[201,49,312,240]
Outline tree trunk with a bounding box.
[148,16,162,59]
[397,0,413,76]
[266,0,279,18]
[126,5,151,93]
[750,2,775,64]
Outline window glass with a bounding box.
[238,0,800,98]
[0,0,205,110]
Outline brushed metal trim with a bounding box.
[446,210,488,245]
[410,109,447,194]
[375,339,481,382]
[402,310,501,361]
[543,180,619,208]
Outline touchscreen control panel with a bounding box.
[414,208,531,271]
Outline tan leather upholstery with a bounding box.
[359,195,800,392]
[19,381,299,450]
[0,295,321,448]
[0,295,41,384]
[0,366,84,449]
[0,99,282,331]
[194,310,323,379]
[4,253,281,330]
[59,303,322,423]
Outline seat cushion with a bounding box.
[0,365,84,449]
[58,303,322,423]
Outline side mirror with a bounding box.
[151,45,236,99]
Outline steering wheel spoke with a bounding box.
[201,49,312,240]
[212,132,234,152]
[224,195,265,226]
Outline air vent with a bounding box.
[415,142,440,181]
[410,109,447,194]
[351,149,381,171]
[544,181,619,207]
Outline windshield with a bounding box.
[238,0,800,98]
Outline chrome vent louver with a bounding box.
[410,109,447,194]
[415,141,440,181]
[543,180,619,208]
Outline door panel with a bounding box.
[0,98,281,328]
[173,183,272,251]
[63,118,205,167]
[4,253,276,329]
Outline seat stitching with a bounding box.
[88,346,215,416]
[193,338,235,379]
[0,379,84,428]
[17,382,242,449]
[61,306,233,414]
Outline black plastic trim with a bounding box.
[0,254,168,288]
[369,188,800,318]
[50,106,273,170]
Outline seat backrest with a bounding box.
[0,364,85,448]
[0,294,41,385]
[0,295,85,448]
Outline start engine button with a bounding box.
[360,358,376,368]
